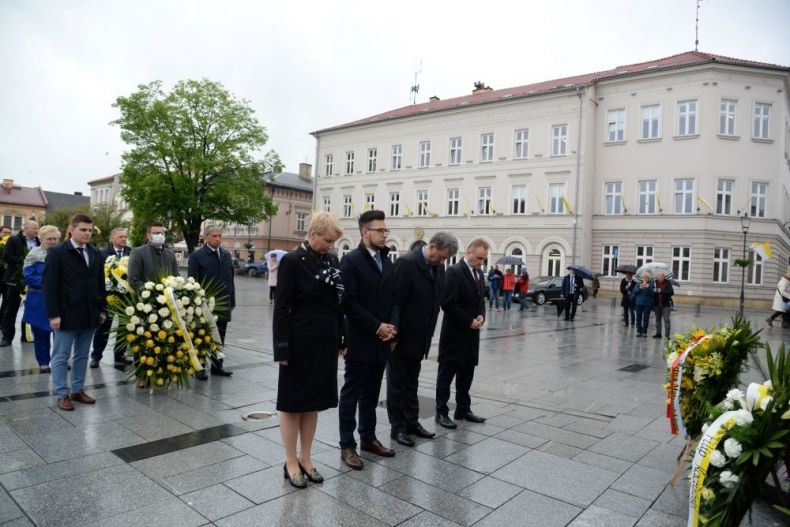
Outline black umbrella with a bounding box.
[615,264,637,274]
[496,255,526,266]
[556,302,565,317]
[567,264,594,281]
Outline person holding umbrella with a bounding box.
[620,272,636,327]
[633,272,654,337]
[561,267,584,320]
[652,272,674,338]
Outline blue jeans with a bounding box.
[503,291,513,310]
[489,286,500,308]
[32,326,52,366]
[635,305,651,334]
[51,328,94,398]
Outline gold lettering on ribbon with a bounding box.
[687,412,737,527]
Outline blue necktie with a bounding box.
[373,252,382,272]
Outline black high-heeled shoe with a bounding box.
[283,463,307,489]
[299,462,324,483]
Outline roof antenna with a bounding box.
[410,60,422,105]
[695,0,703,51]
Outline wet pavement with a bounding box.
[0,277,785,526]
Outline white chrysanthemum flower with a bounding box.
[184,283,194,291]
[156,295,166,304]
[181,296,190,305]
[130,316,140,325]
[163,320,173,329]
[156,284,165,291]
[732,409,753,427]
[136,302,145,311]
[105,279,112,288]
[136,326,145,335]
[721,399,734,410]
[148,314,158,323]
[141,290,151,299]
[150,323,159,332]
[125,307,135,316]
[144,282,154,290]
[723,438,742,458]
[709,450,727,468]
[208,297,216,311]
[186,307,195,316]
[693,366,706,382]
[143,304,152,313]
[719,470,739,489]
[701,423,710,434]
[726,388,744,401]
[200,317,206,323]
[126,323,135,332]
[186,276,194,283]
[195,307,202,316]
[158,307,169,317]
[176,276,185,284]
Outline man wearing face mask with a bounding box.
[128,222,179,291]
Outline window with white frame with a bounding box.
[418,141,431,168]
[677,99,698,136]
[444,254,459,269]
[345,151,355,174]
[416,190,429,216]
[389,192,400,217]
[604,181,622,215]
[511,185,527,214]
[339,243,351,259]
[674,178,694,214]
[387,244,398,263]
[322,195,331,212]
[325,154,333,176]
[477,186,493,215]
[507,246,525,274]
[746,250,763,285]
[638,180,657,214]
[3,214,23,231]
[713,248,729,283]
[641,104,661,139]
[719,99,737,136]
[751,182,767,217]
[549,183,564,214]
[636,246,653,269]
[671,246,691,281]
[607,109,625,142]
[295,212,308,232]
[342,195,352,218]
[446,188,460,216]
[391,145,402,169]
[546,248,562,277]
[716,179,733,215]
[551,125,567,155]
[480,133,494,161]
[367,148,377,172]
[753,103,770,139]
[365,193,375,210]
[449,137,462,165]
[514,129,529,158]
[602,245,619,277]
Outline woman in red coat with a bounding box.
[501,268,516,311]
[517,272,530,311]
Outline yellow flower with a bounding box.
[145,339,154,348]
[170,375,178,382]
[166,355,175,363]
[131,345,140,353]
[146,369,153,377]
[145,356,155,366]
[176,350,184,359]
[187,368,194,375]
[156,378,164,386]
[198,329,206,336]
[691,328,706,340]
[144,331,152,338]
[194,338,202,346]
[154,346,161,354]
[157,330,167,340]
[126,334,136,342]
[168,336,175,344]
[156,367,163,374]
[700,487,715,502]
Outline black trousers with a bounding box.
[213,319,228,368]
[386,352,422,434]
[0,284,23,341]
[338,359,386,448]
[563,294,578,320]
[622,304,635,325]
[91,315,125,361]
[435,361,475,417]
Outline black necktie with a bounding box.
[116,249,122,258]
[77,247,88,267]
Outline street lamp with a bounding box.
[738,213,751,317]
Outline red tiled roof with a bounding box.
[0,185,48,208]
[87,174,119,185]
[314,51,789,134]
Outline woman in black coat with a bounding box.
[273,211,345,489]
[620,272,636,327]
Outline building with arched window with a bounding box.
[312,51,790,307]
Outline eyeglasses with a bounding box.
[365,228,390,234]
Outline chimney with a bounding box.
[472,81,493,94]
[429,95,440,102]
[74,191,83,196]
[298,163,312,180]
[2,179,13,190]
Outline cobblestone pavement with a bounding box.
[0,277,785,526]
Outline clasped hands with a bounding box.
[377,323,397,342]
[469,315,485,330]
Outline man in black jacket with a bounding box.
[561,268,584,321]
[43,214,107,411]
[90,227,132,367]
[387,232,458,447]
[188,225,235,378]
[435,238,488,430]
[0,220,39,346]
[338,210,397,470]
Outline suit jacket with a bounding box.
[438,261,485,367]
[128,243,179,291]
[561,274,584,297]
[187,244,236,321]
[42,241,107,330]
[340,243,395,364]
[390,247,444,360]
[99,245,131,265]
[3,232,40,284]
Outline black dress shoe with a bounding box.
[114,356,132,365]
[454,412,486,424]
[652,334,662,338]
[89,359,100,369]
[195,371,208,381]
[299,463,324,483]
[0,339,11,347]
[435,414,457,429]
[283,463,307,489]
[211,367,233,377]
[391,431,415,447]
[409,423,435,439]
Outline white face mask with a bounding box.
[151,233,166,245]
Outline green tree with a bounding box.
[90,203,131,248]
[112,79,281,254]
[42,204,90,240]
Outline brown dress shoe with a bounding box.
[57,396,74,411]
[360,440,395,457]
[340,448,364,470]
[70,391,96,404]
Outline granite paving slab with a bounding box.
[473,489,581,527]
[593,489,652,518]
[162,455,267,494]
[492,428,548,449]
[345,461,403,487]
[375,449,483,493]
[611,464,672,501]
[396,511,463,527]
[114,411,195,441]
[220,432,284,465]
[181,484,255,521]
[512,421,599,448]
[130,441,245,481]
[589,432,659,462]
[223,464,299,504]
[380,476,491,527]
[568,505,637,527]
[80,497,208,527]
[443,436,528,474]
[318,474,422,526]
[651,481,690,518]
[456,475,523,508]
[634,510,686,526]
[0,486,24,523]
[0,451,123,491]
[0,448,45,474]
[572,450,634,476]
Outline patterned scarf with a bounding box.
[303,241,344,304]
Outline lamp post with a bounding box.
[738,213,751,317]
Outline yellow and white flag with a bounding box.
[562,196,573,213]
[750,241,772,260]
[696,195,713,211]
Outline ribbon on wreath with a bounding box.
[687,411,738,527]
[666,335,712,436]
[111,266,132,293]
[164,286,203,371]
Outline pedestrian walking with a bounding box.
[620,272,636,327]
[501,268,515,311]
[22,225,61,372]
[633,273,654,337]
[487,265,502,310]
[766,270,790,328]
[517,271,530,312]
[653,272,674,338]
[268,254,279,304]
[561,268,583,321]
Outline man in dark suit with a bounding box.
[43,214,107,411]
[435,238,488,429]
[187,225,234,378]
[338,210,397,470]
[387,232,458,446]
[128,222,179,291]
[561,267,584,321]
[90,227,132,367]
[0,220,40,346]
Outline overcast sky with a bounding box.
[1,0,788,194]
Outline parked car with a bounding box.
[231,257,246,270]
[237,261,268,278]
[520,275,588,306]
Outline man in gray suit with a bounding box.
[128,222,179,291]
